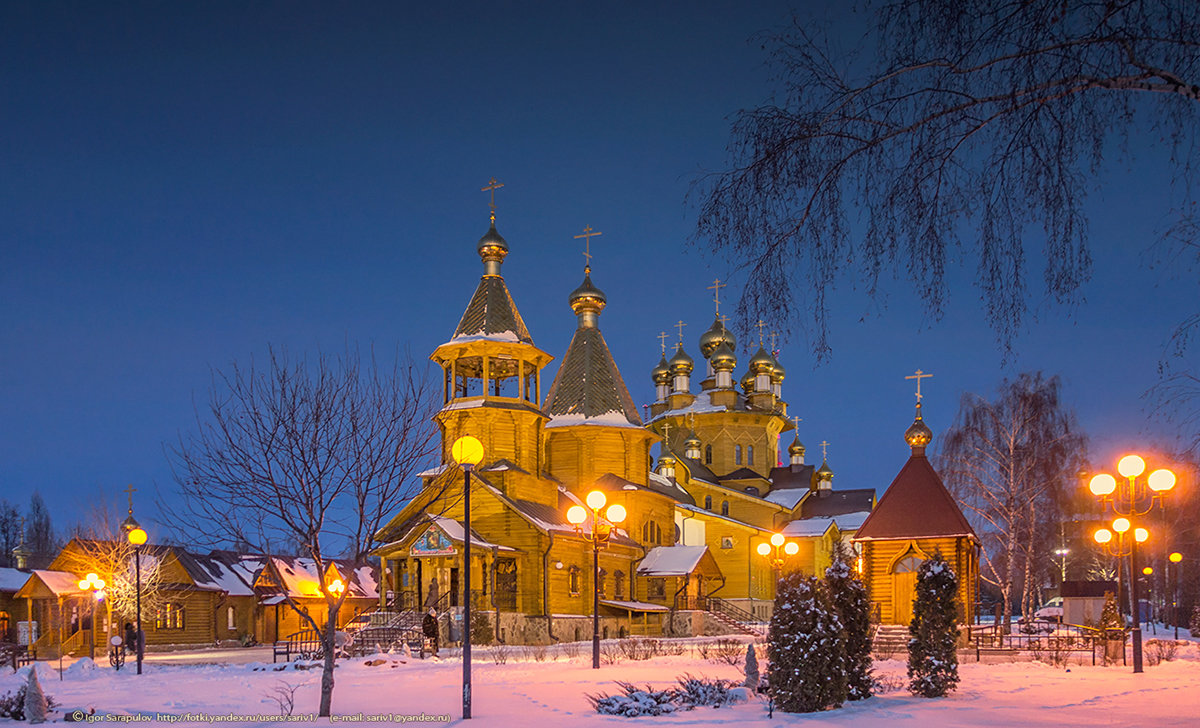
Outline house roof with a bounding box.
[636,545,712,576]
[595,472,693,506]
[799,488,876,518]
[543,326,641,427]
[853,454,977,541]
[451,274,533,344]
[769,463,816,490]
[0,567,30,593]
[262,556,378,599]
[17,570,86,598]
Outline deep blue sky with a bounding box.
[1,2,1191,533]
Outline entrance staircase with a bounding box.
[872,624,910,657]
[700,597,767,637]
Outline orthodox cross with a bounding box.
[790,415,802,431]
[769,331,778,353]
[819,440,830,460]
[675,320,687,347]
[755,319,767,346]
[718,314,730,331]
[905,369,933,403]
[481,177,504,223]
[573,226,602,272]
[686,412,696,432]
[657,331,669,356]
[662,421,673,450]
[124,483,137,515]
[707,278,726,315]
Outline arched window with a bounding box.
[568,566,581,596]
[705,445,713,464]
[704,495,713,510]
[734,445,743,464]
[226,605,235,631]
[614,570,626,600]
[747,445,755,466]
[642,521,663,546]
[721,501,730,516]
[598,568,608,599]
[893,554,924,573]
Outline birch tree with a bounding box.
[939,373,1086,630]
[694,2,1199,399]
[168,347,438,717]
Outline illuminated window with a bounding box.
[641,521,663,546]
[156,603,185,630]
[227,606,235,631]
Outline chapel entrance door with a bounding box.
[892,553,923,624]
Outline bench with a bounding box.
[0,643,35,670]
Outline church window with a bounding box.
[704,495,712,511]
[747,446,755,466]
[894,554,923,573]
[648,578,666,599]
[597,568,607,599]
[568,566,581,596]
[642,521,663,546]
[721,501,729,516]
[735,445,742,465]
[614,570,626,600]
[226,606,235,631]
[704,445,713,464]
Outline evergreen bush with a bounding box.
[767,572,847,712]
[1188,604,1200,637]
[826,546,873,700]
[743,642,760,691]
[907,553,960,698]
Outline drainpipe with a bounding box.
[542,530,558,642]
[489,546,503,643]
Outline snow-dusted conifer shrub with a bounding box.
[826,547,873,700]
[1190,604,1200,637]
[907,553,960,698]
[24,669,48,724]
[743,642,760,691]
[767,572,847,712]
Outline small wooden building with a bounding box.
[853,404,979,625]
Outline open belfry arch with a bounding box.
[853,372,980,625]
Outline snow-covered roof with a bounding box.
[449,331,522,344]
[31,569,87,596]
[0,567,30,593]
[418,464,451,478]
[636,546,709,576]
[675,503,760,531]
[781,517,836,538]
[833,511,872,531]
[646,391,731,420]
[544,412,644,429]
[600,599,670,613]
[428,516,518,551]
[267,557,378,599]
[764,489,806,509]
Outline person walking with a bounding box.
[422,608,439,656]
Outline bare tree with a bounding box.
[939,373,1086,630]
[0,500,20,568]
[694,0,1198,361]
[167,347,438,717]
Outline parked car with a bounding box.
[1033,597,1064,622]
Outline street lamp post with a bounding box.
[1088,454,1176,673]
[756,533,799,581]
[1053,548,1070,583]
[77,573,106,661]
[1170,552,1183,640]
[567,491,627,670]
[127,526,148,674]
[451,435,484,720]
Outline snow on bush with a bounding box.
[767,572,847,712]
[908,552,960,698]
[587,675,744,716]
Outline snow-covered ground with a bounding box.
[4,637,1200,726]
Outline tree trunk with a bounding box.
[318,600,342,717]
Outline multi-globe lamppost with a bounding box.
[1088,454,1176,673]
[77,573,105,661]
[451,435,484,720]
[757,533,798,579]
[567,491,626,670]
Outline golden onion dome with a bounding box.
[749,346,775,375]
[683,430,701,449]
[657,451,678,470]
[788,436,805,457]
[740,368,755,393]
[770,355,785,383]
[651,355,671,385]
[816,459,834,480]
[698,317,736,359]
[709,340,737,372]
[904,402,933,453]
[477,222,509,263]
[568,270,607,316]
[668,346,694,375]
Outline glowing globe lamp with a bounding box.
[1113,517,1131,534]
[606,504,626,524]
[128,527,148,546]
[1134,527,1149,543]
[784,542,799,556]
[1094,529,1113,544]
[1170,552,1183,563]
[756,543,771,556]
[770,533,784,547]
[566,505,587,525]
[1148,469,1176,492]
[1118,455,1145,478]
[586,490,607,510]
[1089,473,1117,496]
[451,435,484,467]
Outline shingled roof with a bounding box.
[853,453,977,541]
[452,275,534,344]
[543,326,641,426]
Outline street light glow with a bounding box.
[1117,454,1146,478]
[1147,468,1177,492]
[451,435,484,466]
[1170,552,1183,563]
[127,527,147,546]
[1094,529,1113,544]
[770,533,784,547]
[1134,527,1149,543]
[784,542,799,556]
[756,543,771,556]
[586,490,607,510]
[566,505,587,525]
[606,504,626,523]
[1089,473,1117,496]
[1113,517,1131,533]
